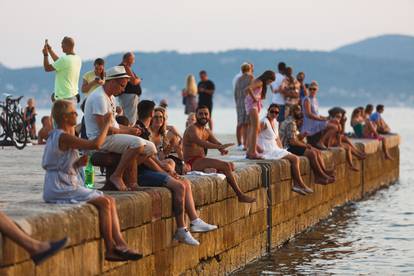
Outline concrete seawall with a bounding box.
[0,135,400,275]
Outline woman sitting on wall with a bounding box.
[149,106,189,175]
[301,81,339,150]
[257,104,313,195]
[42,100,143,262]
[351,107,392,160]
[280,105,335,184]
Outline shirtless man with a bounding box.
[183,105,256,203]
[37,116,53,145]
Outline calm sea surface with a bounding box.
[35,106,414,274]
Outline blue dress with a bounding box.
[300,96,328,136]
[42,129,103,203]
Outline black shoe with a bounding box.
[31,237,68,265]
[114,248,143,261]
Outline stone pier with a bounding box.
[0,135,400,275]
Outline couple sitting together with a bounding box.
[42,66,255,261]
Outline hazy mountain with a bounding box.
[335,34,414,61]
[0,34,413,108]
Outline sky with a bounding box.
[0,0,413,69]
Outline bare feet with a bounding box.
[315,143,328,150]
[356,153,367,160]
[315,176,332,185]
[237,194,256,203]
[256,145,264,154]
[109,175,128,191]
[350,165,360,172]
[325,169,336,177]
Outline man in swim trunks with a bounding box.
[183,106,256,203]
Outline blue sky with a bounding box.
[1,0,413,68]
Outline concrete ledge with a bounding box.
[0,135,400,275]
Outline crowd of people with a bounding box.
[0,36,393,265]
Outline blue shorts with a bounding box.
[138,169,169,187]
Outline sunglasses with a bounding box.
[66,111,78,116]
[309,88,317,91]
[269,110,279,114]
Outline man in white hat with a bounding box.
[84,66,156,191]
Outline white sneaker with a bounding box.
[190,218,218,233]
[174,228,200,246]
[236,145,245,151]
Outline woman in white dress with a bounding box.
[42,100,142,262]
[258,104,313,195]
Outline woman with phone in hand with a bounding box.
[81,58,105,98]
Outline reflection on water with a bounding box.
[234,108,414,275]
[235,181,414,275]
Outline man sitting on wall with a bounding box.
[135,100,217,246]
[84,66,156,191]
[183,106,256,203]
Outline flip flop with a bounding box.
[114,248,143,261]
[31,237,68,265]
[292,186,307,196]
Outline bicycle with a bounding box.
[0,94,28,150]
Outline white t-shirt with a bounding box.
[84,87,119,139]
[271,73,286,105]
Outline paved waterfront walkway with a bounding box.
[0,134,399,224]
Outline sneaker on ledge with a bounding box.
[174,228,200,246]
[190,218,218,233]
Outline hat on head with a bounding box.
[105,66,130,80]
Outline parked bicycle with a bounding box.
[0,94,28,149]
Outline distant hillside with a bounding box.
[334,34,414,61]
[1,34,414,108]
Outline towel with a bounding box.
[186,171,227,180]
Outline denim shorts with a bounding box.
[138,169,169,187]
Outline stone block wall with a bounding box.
[0,136,400,275]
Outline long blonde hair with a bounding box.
[185,75,197,96]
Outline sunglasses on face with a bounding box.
[309,88,317,91]
[66,111,78,116]
[269,110,279,114]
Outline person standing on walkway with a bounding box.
[234,63,253,150]
[118,52,142,124]
[271,62,287,123]
[182,74,198,114]
[197,70,215,130]
[42,37,81,105]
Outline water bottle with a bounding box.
[85,155,95,188]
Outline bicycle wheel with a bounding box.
[9,112,27,150]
